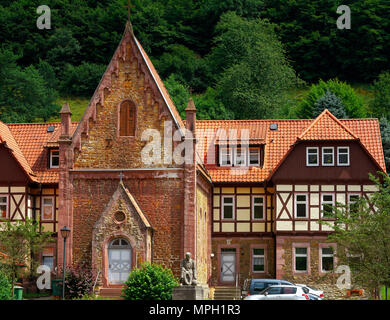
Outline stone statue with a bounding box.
[180,252,197,286]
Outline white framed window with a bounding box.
[222,196,235,220]
[306,147,319,166]
[322,147,334,166]
[295,194,308,218]
[321,194,335,218]
[234,147,248,166]
[219,147,232,166]
[249,147,260,166]
[252,248,265,272]
[337,147,350,166]
[294,247,308,272]
[41,197,54,221]
[348,193,361,213]
[321,247,334,272]
[50,149,60,168]
[252,196,265,220]
[0,195,8,219]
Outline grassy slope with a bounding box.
[48,84,373,123]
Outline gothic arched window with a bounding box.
[119,100,136,136]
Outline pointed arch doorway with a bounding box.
[108,238,132,284]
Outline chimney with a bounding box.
[60,102,72,139]
[185,96,197,135]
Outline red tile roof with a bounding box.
[6,122,77,184]
[197,111,386,183]
[0,121,37,182]
[1,110,385,185]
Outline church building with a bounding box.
[0,22,386,299]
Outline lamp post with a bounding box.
[60,226,70,300]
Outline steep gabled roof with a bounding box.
[0,121,37,182]
[71,22,185,151]
[298,109,358,141]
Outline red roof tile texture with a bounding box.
[0,121,36,181]
[7,122,77,184]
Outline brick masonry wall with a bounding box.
[72,176,184,277]
[210,237,275,287]
[278,237,370,300]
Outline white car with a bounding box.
[295,284,324,299]
[244,285,310,300]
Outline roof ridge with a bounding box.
[298,109,358,140]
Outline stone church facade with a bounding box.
[0,22,386,299]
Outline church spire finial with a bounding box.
[123,0,135,34]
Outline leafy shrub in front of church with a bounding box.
[122,263,179,300]
[63,264,95,300]
[0,268,12,300]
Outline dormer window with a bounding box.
[234,147,247,166]
[219,146,262,167]
[249,147,260,166]
[49,149,59,168]
[306,147,319,166]
[322,147,334,166]
[220,147,232,166]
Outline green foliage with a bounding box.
[0,49,60,123]
[122,263,179,300]
[313,90,347,118]
[211,12,302,119]
[0,269,12,300]
[321,173,390,296]
[72,294,113,300]
[370,71,390,120]
[0,218,53,296]
[296,79,366,119]
[257,0,390,82]
[60,63,106,97]
[379,117,390,173]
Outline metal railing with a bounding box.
[92,270,101,296]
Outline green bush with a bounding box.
[370,71,390,120]
[122,263,179,300]
[72,294,113,300]
[296,79,366,119]
[0,269,12,300]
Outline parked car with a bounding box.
[244,285,310,300]
[242,279,295,297]
[307,293,323,300]
[295,284,324,299]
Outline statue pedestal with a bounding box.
[172,286,204,300]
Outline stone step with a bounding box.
[99,287,124,299]
[213,286,241,300]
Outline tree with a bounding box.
[0,49,60,123]
[379,117,390,173]
[122,263,179,300]
[313,90,347,118]
[60,62,106,97]
[0,269,12,300]
[210,12,302,119]
[370,71,390,120]
[0,219,53,297]
[296,79,366,119]
[321,173,390,299]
